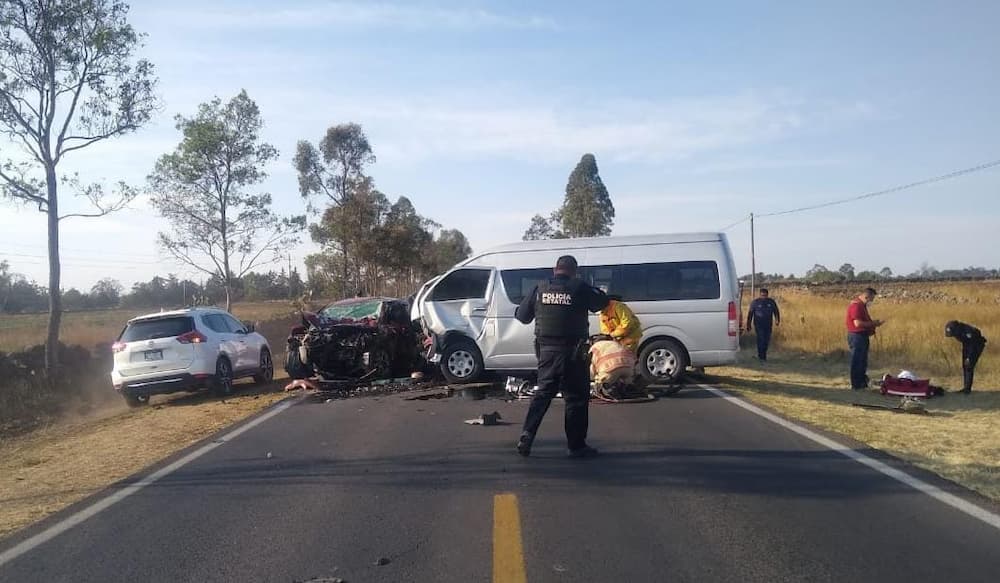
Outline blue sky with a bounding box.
[2,0,999,289]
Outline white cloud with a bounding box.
[308,91,874,165]
[151,2,558,31]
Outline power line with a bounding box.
[0,241,161,260]
[0,251,160,266]
[756,158,1000,218]
[719,215,751,231]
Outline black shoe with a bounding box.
[567,445,599,459]
[959,388,971,395]
[516,433,533,457]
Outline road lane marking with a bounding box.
[493,493,528,583]
[700,385,1000,531]
[0,396,302,569]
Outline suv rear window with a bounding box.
[120,316,195,342]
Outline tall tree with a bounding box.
[558,153,615,237]
[838,263,856,280]
[431,228,472,272]
[0,0,158,372]
[293,123,374,206]
[879,266,893,280]
[523,214,556,241]
[294,123,376,288]
[90,276,122,307]
[149,90,302,310]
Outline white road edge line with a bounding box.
[699,384,1000,531]
[0,397,301,568]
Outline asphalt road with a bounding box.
[2,385,999,582]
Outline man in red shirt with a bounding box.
[846,287,885,389]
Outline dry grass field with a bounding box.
[0,301,303,353]
[761,281,1000,389]
[716,281,999,501]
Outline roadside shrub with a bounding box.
[0,343,111,436]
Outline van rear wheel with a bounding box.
[638,339,688,391]
[440,340,483,384]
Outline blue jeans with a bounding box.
[848,333,870,389]
[755,324,772,360]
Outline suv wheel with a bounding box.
[638,339,688,395]
[439,339,483,384]
[213,357,234,396]
[123,392,149,408]
[253,348,274,384]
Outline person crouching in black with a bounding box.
[514,255,610,458]
[945,320,987,394]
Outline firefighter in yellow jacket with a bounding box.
[599,297,642,351]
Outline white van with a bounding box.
[412,232,741,385]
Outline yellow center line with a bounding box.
[493,493,528,583]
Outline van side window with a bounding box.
[620,261,720,300]
[580,266,619,294]
[500,268,552,304]
[431,269,491,301]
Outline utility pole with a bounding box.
[749,213,756,299]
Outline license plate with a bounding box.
[144,350,163,361]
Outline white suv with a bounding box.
[110,307,274,407]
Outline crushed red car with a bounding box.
[284,297,424,381]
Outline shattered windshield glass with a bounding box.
[319,300,383,323]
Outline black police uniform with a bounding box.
[945,320,987,393]
[746,297,780,361]
[515,274,609,453]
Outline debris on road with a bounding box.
[852,396,929,415]
[285,378,320,392]
[405,389,454,401]
[375,557,392,566]
[505,376,537,400]
[464,411,504,426]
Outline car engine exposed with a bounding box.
[285,310,423,381]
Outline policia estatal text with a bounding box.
[514,255,610,458]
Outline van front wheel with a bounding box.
[440,340,483,384]
[638,339,688,388]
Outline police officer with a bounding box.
[746,288,781,361]
[514,255,609,458]
[945,320,987,394]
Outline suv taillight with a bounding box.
[177,330,208,344]
[112,341,127,353]
[728,301,739,337]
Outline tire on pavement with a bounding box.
[439,339,484,384]
[638,339,688,395]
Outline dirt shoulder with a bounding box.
[707,356,1000,502]
[0,381,289,540]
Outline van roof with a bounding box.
[467,232,724,260]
